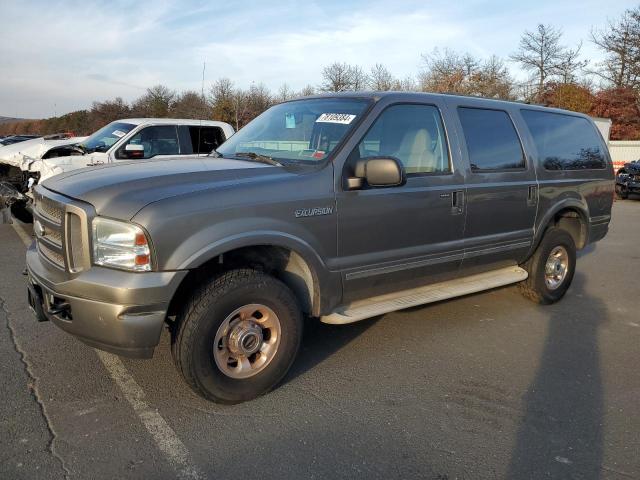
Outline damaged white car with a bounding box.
[0,118,234,217]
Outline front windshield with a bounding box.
[81,121,136,153]
[217,98,370,163]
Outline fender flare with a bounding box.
[176,230,336,316]
[530,198,590,255]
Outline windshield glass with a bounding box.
[217,98,370,163]
[81,121,136,153]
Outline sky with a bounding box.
[0,0,636,118]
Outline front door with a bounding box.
[114,125,181,161]
[335,102,466,302]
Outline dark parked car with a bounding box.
[615,160,640,199]
[26,92,614,403]
[0,134,40,146]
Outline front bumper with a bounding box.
[26,244,187,358]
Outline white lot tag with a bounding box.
[112,130,126,138]
[316,113,356,124]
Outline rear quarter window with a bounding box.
[520,110,606,170]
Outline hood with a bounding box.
[42,157,284,219]
[0,136,87,169]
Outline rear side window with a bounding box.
[458,107,525,171]
[521,110,606,170]
[189,126,225,154]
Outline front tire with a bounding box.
[518,227,576,304]
[171,269,303,404]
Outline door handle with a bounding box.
[528,185,538,206]
[451,190,465,215]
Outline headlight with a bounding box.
[92,217,152,272]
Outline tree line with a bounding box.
[3,5,640,140]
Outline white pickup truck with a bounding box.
[0,118,234,213]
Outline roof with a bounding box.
[292,91,589,118]
[117,118,231,127]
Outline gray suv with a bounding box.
[26,93,614,403]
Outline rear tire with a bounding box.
[171,269,303,404]
[518,227,576,304]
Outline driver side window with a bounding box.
[117,126,180,159]
[350,104,451,175]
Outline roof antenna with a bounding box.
[198,61,206,155]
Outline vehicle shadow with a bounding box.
[282,315,380,384]
[507,273,606,479]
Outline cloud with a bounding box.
[0,0,629,118]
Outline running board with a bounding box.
[321,266,528,325]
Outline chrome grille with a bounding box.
[33,188,66,270]
[34,190,63,222]
[37,242,65,269]
[43,225,62,246]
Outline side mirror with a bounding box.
[122,144,144,159]
[348,157,405,189]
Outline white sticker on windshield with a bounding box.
[316,113,356,124]
[112,130,126,138]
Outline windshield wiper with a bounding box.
[208,149,223,158]
[233,152,283,166]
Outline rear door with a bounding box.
[335,100,467,302]
[446,100,538,272]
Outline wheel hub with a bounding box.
[227,321,263,356]
[544,246,569,290]
[213,304,281,379]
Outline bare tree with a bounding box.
[298,85,316,97]
[320,62,354,92]
[349,65,369,91]
[419,48,475,93]
[131,84,176,117]
[392,76,417,92]
[419,49,514,99]
[170,90,209,119]
[590,7,640,90]
[369,63,395,90]
[89,97,130,131]
[209,78,236,126]
[277,83,294,102]
[510,25,566,99]
[469,56,516,99]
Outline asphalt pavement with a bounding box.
[1,200,639,479]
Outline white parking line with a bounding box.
[11,219,33,247]
[95,351,203,480]
[12,220,203,480]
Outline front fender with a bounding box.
[178,229,327,273]
[162,221,341,316]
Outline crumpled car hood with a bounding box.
[41,157,285,219]
[0,136,87,170]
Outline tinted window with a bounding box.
[350,104,450,174]
[118,125,179,159]
[458,108,525,171]
[189,126,225,154]
[521,110,606,170]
